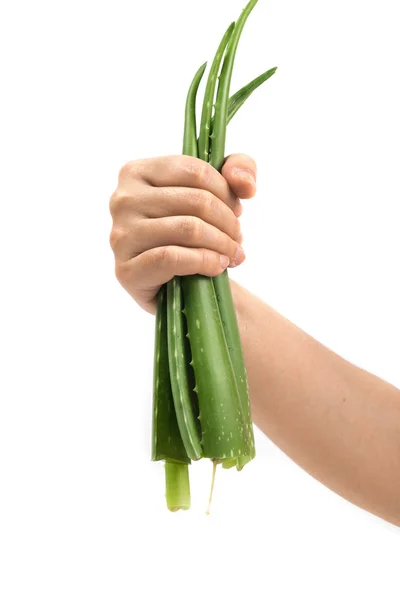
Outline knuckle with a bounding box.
[115,260,131,286]
[232,217,241,240]
[199,190,216,216]
[118,159,145,182]
[179,216,202,242]
[199,248,210,269]
[151,246,175,267]
[109,190,128,215]
[118,161,133,180]
[154,245,169,263]
[185,188,203,211]
[198,249,218,275]
[185,188,213,217]
[184,159,212,187]
[225,237,238,259]
[151,246,182,275]
[109,226,127,254]
[158,186,176,201]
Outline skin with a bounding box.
[109,153,400,527]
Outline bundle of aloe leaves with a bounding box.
[151,0,277,511]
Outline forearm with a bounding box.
[231,279,400,526]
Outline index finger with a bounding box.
[119,155,241,217]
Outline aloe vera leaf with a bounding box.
[222,458,237,470]
[165,62,208,461]
[152,286,190,465]
[227,66,277,124]
[198,22,235,163]
[210,0,259,171]
[210,66,278,134]
[165,462,191,512]
[167,277,203,460]
[209,0,259,468]
[182,275,251,460]
[183,61,207,156]
[157,62,209,505]
[213,271,256,468]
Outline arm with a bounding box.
[109,153,400,526]
[231,279,400,526]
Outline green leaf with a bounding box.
[227,66,278,124]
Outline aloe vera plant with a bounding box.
[151,0,277,511]
[152,287,191,511]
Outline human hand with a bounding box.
[109,154,257,314]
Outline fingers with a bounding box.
[110,185,241,242]
[118,155,242,216]
[111,153,257,313]
[110,215,244,265]
[115,247,232,314]
[222,153,257,200]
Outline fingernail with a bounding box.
[237,230,244,245]
[220,255,230,270]
[230,246,246,268]
[235,168,256,186]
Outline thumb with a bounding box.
[221,153,257,201]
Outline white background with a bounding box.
[1,0,399,598]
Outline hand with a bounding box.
[109,154,257,314]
